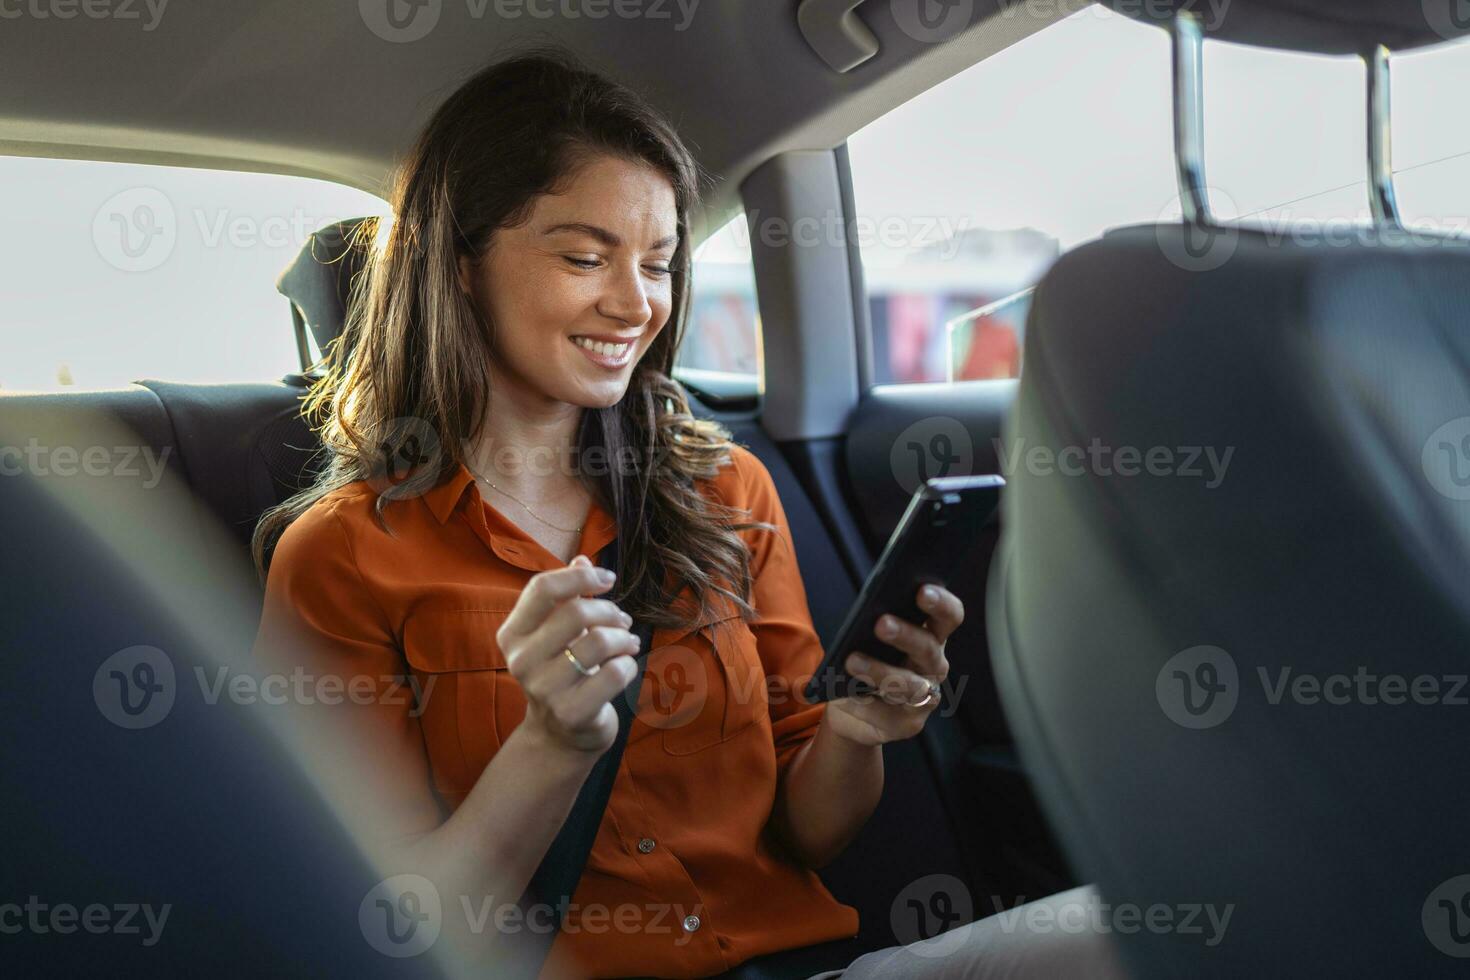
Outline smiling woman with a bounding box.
[248,44,1120,980]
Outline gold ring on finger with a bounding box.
[563,647,594,677]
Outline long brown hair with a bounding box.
[252,47,773,632]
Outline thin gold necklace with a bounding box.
[471,470,585,534]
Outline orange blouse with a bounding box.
[252,444,859,978]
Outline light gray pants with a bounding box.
[804,887,1129,980]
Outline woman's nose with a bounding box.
[596,263,654,326]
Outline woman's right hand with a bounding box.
[496,554,643,755]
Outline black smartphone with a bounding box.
[803,474,1004,703]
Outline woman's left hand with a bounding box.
[824,584,964,746]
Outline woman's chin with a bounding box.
[564,380,633,411]
[566,363,643,409]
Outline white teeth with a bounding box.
[572,337,630,357]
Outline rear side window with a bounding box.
[680,212,762,384]
[846,7,1174,386]
[847,6,1470,386]
[1391,40,1470,229]
[0,156,390,393]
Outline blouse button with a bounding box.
[637,838,656,854]
[682,914,701,933]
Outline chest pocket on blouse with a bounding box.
[401,608,521,802]
[649,607,768,756]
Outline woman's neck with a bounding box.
[464,376,585,499]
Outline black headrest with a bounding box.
[276,218,373,363]
[1103,0,1470,53]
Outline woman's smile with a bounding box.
[569,332,641,369]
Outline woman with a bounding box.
[252,48,1121,980]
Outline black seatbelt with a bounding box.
[515,535,652,975]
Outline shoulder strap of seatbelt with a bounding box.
[515,535,651,976]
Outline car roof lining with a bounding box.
[0,0,1085,241]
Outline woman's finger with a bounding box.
[498,558,617,643]
[544,654,640,727]
[520,596,633,669]
[915,584,964,644]
[871,614,946,679]
[521,625,642,702]
[844,652,934,706]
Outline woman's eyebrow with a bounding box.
[542,222,678,250]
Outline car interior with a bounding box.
[3,0,1470,977]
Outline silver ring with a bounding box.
[906,680,941,709]
[563,647,594,677]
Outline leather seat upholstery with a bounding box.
[991,202,1470,973]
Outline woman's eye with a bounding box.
[564,255,672,276]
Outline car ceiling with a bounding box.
[0,0,1081,237]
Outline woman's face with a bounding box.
[458,153,679,412]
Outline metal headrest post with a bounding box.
[1366,44,1403,228]
[1172,10,1212,227]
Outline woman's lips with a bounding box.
[570,334,634,369]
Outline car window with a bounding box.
[847,6,1470,386]
[0,156,391,393]
[678,212,761,388]
[847,7,1172,386]
[1391,39,1470,231]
